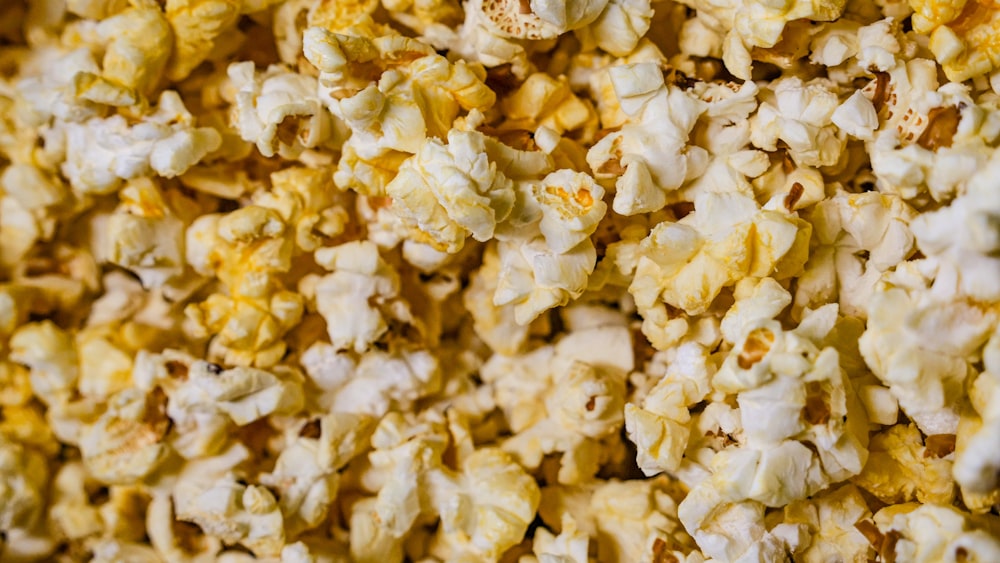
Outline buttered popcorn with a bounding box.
[1,0,999,561]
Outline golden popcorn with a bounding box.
[2,0,999,561]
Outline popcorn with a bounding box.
[175,475,286,557]
[499,73,599,139]
[463,243,532,355]
[780,484,873,561]
[168,360,304,431]
[3,0,998,559]
[494,235,597,326]
[953,329,1000,512]
[426,446,541,560]
[8,320,79,405]
[866,61,1000,204]
[678,307,870,558]
[626,340,714,475]
[587,62,708,216]
[254,166,348,255]
[679,0,847,79]
[852,423,956,505]
[165,0,241,82]
[575,0,653,57]
[531,514,589,562]
[73,5,173,105]
[303,25,495,195]
[106,177,189,289]
[873,503,1000,562]
[750,76,845,168]
[912,0,1000,81]
[185,206,303,367]
[228,61,338,160]
[795,191,916,318]
[386,128,515,253]
[859,284,996,435]
[0,436,50,533]
[483,326,631,484]
[629,190,810,317]
[311,240,405,353]
[909,151,1000,302]
[60,90,222,195]
[469,0,609,41]
[78,388,171,485]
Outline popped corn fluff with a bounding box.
[3,0,1000,561]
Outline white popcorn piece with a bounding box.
[953,329,1000,512]
[469,0,609,41]
[228,61,337,160]
[678,309,870,557]
[463,243,531,355]
[8,320,79,405]
[532,169,606,254]
[581,478,694,563]
[587,62,708,216]
[106,178,188,289]
[910,152,1000,302]
[173,360,304,427]
[795,191,916,318]
[576,0,653,57]
[832,90,879,141]
[751,76,845,168]
[328,348,442,418]
[866,61,1000,204]
[60,90,222,195]
[780,484,873,562]
[626,340,714,475]
[494,235,597,326]
[175,476,286,558]
[859,285,995,436]
[426,447,541,560]
[312,240,403,353]
[874,504,1000,562]
[483,326,630,484]
[680,0,847,79]
[303,25,495,195]
[258,432,340,536]
[532,514,589,562]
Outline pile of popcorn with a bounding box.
[2,0,1000,560]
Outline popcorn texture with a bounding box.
[0,1,998,561]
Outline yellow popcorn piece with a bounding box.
[630,191,810,318]
[165,0,241,82]
[912,0,1000,81]
[78,388,172,485]
[387,129,515,253]
[853,423,956,505]
[75,5,173,105]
